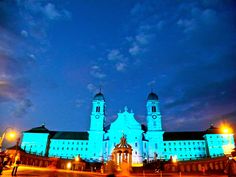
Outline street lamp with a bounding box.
[220,125,234,156]
[0,127,17,152]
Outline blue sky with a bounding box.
[0,0,236,133]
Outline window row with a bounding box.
[164,147,205,151]
[164,141,204,146]
[52,147,88,151]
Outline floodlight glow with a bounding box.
[172,155,177,163]
[67,162,71,169]
[75,156,79,162]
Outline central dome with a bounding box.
[93,92,105,101]
[147,92,158,100]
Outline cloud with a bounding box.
[116,63,126,71]
[87,83,97,93]
[107,49,123,61]
[21,30,28,37]
[90,65,106,79]
[147,80,156,86]
[43,3,61,20]
[129,43,140,56]
[12,99,33,118]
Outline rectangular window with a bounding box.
[155,143,157,149]
[135,142,138,147]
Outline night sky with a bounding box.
[0,0,236,133]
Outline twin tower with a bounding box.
[89,91,162,132]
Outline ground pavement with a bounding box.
[0,166,229,177]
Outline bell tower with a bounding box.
[146,92,162,131]
[89,92,105,131]
[146,91,164,160]
[88,91,105,161]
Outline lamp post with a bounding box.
[0,127,17,152]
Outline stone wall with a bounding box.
[164,156,228,173]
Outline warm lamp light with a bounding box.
[75,156,79,162]
[6,131,16,141]
[172,155,177,163]
[67,162,71,169]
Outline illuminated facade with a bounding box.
[20,92,235,166]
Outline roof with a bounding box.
[93,92,105,101]
[205,125,221,134]
[51,131,89,140]
[163,131,205,141]
[24,125,50,133]
[147,92,158,101]
[115,135,132,149]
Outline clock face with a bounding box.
[152,115,157,119]
[95,115,100,119]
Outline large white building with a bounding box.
[20,91,235,166]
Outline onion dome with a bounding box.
[93,92,105,101]
[147,92,158,101]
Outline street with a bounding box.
[0,166,229,177]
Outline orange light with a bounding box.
[75,156,79,162]
[6,131,17,141]
[172,155,177,163]
[67,162,71,169]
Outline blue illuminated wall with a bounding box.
[48,139,89,159]
[20,91,235,165]
[21,132,49,156]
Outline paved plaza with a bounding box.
[0,166,229,177]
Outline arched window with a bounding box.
[96,106,100,112]
[152,106,156,112]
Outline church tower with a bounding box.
[89,92,105,131]
[88,91,105,161]
[146,91,164,160]
[146,92,162,131]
